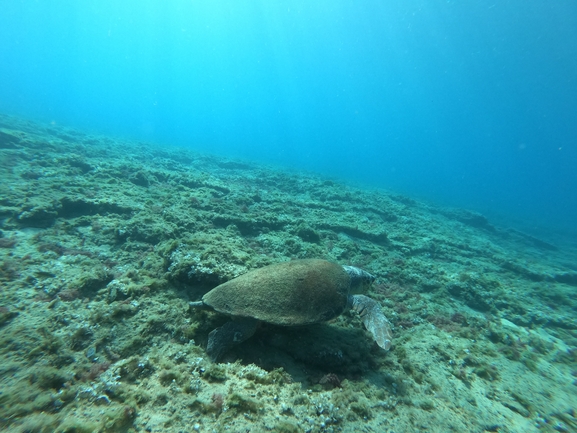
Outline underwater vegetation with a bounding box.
[0,113,576,432]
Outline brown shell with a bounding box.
[202,259,350,326]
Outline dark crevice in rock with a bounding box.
[58,197,133,218]
[211,216,285,236]
[317,224,389,245]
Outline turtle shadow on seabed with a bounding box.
[214,319,393,385]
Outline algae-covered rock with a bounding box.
[2,114,577,433]
[227,392,262,414]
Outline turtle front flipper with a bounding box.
[351,295,392,351]
[206,318,259,362]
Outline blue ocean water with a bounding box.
[1,1,576,235]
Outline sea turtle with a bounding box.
[189,259,393,361]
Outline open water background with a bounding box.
[1,0,576,235]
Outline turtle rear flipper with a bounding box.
[206,318,258,361]
[351,295,392,350]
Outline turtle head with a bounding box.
[342,265,375,294]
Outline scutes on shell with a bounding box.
[202,259,350,326]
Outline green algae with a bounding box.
[272,420,303,433]
[227,392,262,414]
[203,363,228,382]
